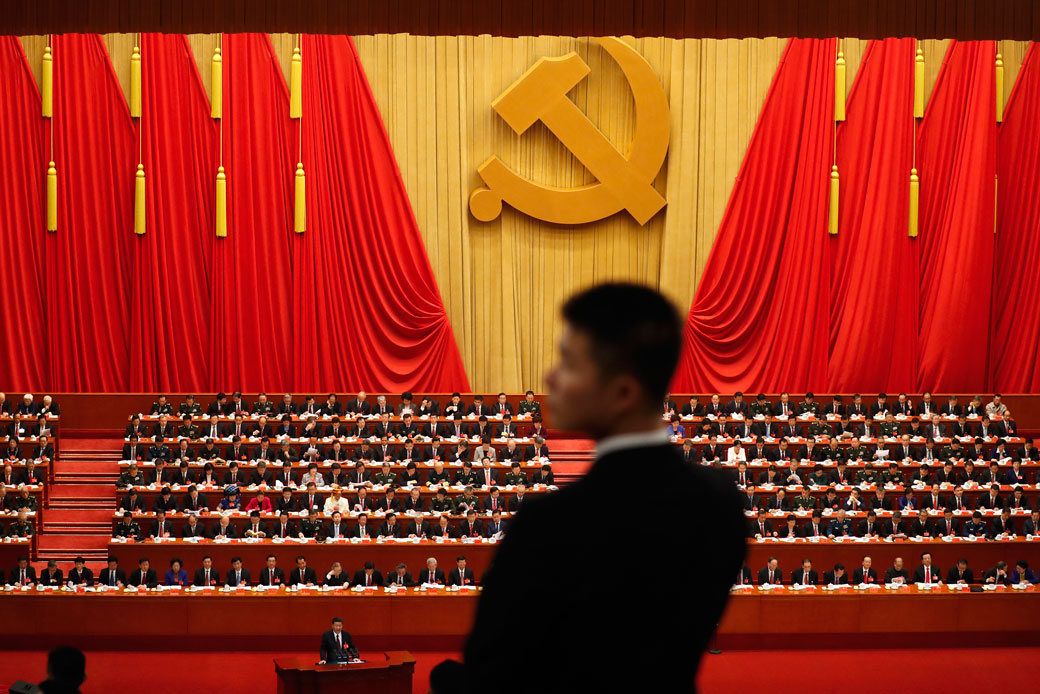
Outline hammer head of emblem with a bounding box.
[491,53,590,134]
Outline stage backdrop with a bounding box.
[3,35,1036,393]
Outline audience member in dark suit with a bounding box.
[912,553,942,584]
[448,556,476,586]
[947,560,975,584]
[852,557,879,584]
[289,556,318,585]
[823,564,849,586]
[129,558,159,588]
[352,561,384,587]
[419,558,447,585]
[98,557,127,588]
[757,558,782,585]
[193,558,221,587]
[792,560,818,586]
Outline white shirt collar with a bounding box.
[595,428,670,460]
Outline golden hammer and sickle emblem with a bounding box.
[469,37,670,226]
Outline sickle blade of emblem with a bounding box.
[470,37,670,226]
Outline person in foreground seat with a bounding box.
[432,283,746,693]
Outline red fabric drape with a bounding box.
[991,43,1040,391]
[294,35,469,391]
[213,34,295,390]
[916,40,997,391]
[672,39,835,393]
[129,35,218,391]
[47,34,135,390]
[0,38,48,392]
[828,38,919,392]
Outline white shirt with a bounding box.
[324,496,350,515]
[727,446,747,463]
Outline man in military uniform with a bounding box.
[13,487,37,512]
[7,509,34,537]
[178,395,202,418]
[791,487,816,511]
[117,463,147,489]
[150,395,173,416]
[298,508,324,539]
[962,511,988,538]
[148,441,171,463]
[429,488,455,513]
[517,390,541,416]
[826,508,854,538]
[806,420,831,439]
[373,462,399,486]
[455,486,480,514]
[821,439,844,461]
[880,462,905,486]
[796,393,821,417]
[503,462,529,487]
[855,466,879,486]
[253,392,276,416]
[845,442,869,462]
[113,511,142,541]
[748,393,772,418]
[879,414,902,439]
[177,414,200,440]
[455,461,480,488]
[941,439,964,463]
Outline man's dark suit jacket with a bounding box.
[289,567,318,585]
[792,568,818,585]
[912,565,942,583]
[448,567,476,586]
[884,567,910,583]
[451,442,745,693]
[947,567,976,583]
[320,629,355,663]
[757,567,782,585]
[129,568,158,587]
[193,567,220,586]
[67,567,94,586]
[352,570,384,587]
[852,567,879,584]
[418,568,446,584]
[258,567,285,586]
[98,567,127,587]
[225,568,252,587]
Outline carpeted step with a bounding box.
[40,508,114,523]
[36,533,110,551]
[49,483,116,499]
[49,500,115,510]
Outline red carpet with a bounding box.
[1,647,1037,692]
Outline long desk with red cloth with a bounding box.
[106,538,1040,585]
[1,586,1037,650]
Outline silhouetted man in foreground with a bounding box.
[432,283,746,693]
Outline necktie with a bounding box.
[21,569,26,583]
[925,567,930,582]
[236,571,241,584]
[110,572,115,586]
[336,633,341,650]
[269,571,273,586]
[366,574,370,586]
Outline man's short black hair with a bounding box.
[47,646,86,687]
[332,616,343,624]
[561,282,681,405]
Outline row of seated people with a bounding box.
[117,459,554,491]
[1,416,58,444]
[119,482,532,516]
[668,391,1011,420]
[743,483,1034,513]
[742,555,1038,586]
[144,391,541,419]
[120,436,550,465]
[1,461,46,487]
[4,553,477,588]
[113,506,511,540]
[0,393,60,416]
[0,486,41,512]
[670,412,1020,440]
[0,509,35,536]
[127,412,547,443]
[729,459,1035,488]
[682,437,1033,464]
[747,507,1040,539]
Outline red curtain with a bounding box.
[828,38,919,392]
[915,40,997,392]
[0,38,48,392]
[212,34,296,391]
[294,35,469,391]
[129,35,218,392]
[991,42,1040,391]
[47,34,135,391]
[672,39,835,393]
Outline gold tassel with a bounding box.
[994,174,999,234]
[129,44,142,118]
[211,47,222,119]
[834,50,846,122]
[996,53,1005,123]
[290,46,302,119]
[42,45,53,118]
[294,162,306,232]
[914,46,925,118]
[828,165,840,235]
[908,168,920,237]
[134,164,146,235]
[215,166,227,237]
[46,161,57,232]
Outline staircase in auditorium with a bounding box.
[32,438,594,569]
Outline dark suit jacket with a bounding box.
[852,567,879,584]
[449,567,476,586]
[418,568,446,585]
[912,565,942,583]
[792,568,818,585]
[258,567,285,586]
[387,571,414,587]
[193,567,221,587]
[823,570,849,585]
[757,567,782,585]
[455,442,745,693]
[97,567,127,587]
[320,629,355,662]
[352,570,384,587]
[947,567,975,583]
[129,568,158,587]
[225,568,252,587]
[289,567,318,585]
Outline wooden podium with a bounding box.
[274,651,416,694]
